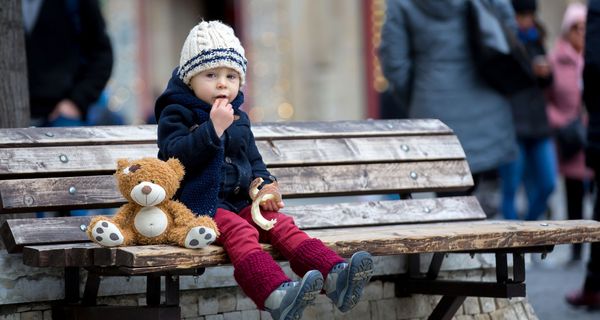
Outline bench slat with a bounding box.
[0,161,473,213]
[251,119,453,139]
[22,220,598,269]
[258,135,465,167]
[0,145,159,177]
[1,216,91,253]
[0,125,157,147]
[3,196,485,253]
[0,135,464,177]
[0,120,451,147]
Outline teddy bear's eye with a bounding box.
[150,180,155,184]
[137,180,142,184]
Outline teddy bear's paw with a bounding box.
[91,220,124,247]
[184,226,217,249]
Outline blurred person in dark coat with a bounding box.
[23,0,113,127]
[379,0,517,193]
[566,0,600,309]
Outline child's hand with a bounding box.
[260,199,285,212]
[210,98,234,137]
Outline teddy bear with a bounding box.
[87,157,219,249]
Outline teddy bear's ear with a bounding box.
[116,159,129,172]
[166,158,185,179]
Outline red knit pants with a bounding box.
[214,205,344,309]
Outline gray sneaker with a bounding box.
[264,270,324,320]
[325,251,374,312]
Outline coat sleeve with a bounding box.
[67,0,113,117]
[245,123,275,184]
[379,0,413,108]
[157,105,223,172]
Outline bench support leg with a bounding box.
[428,295,466,320]
[165,275,180,306]
[394,246,553,320]
[147,275,162,306]
[82,271,101,306]
[64,267,80,304]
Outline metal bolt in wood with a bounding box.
[410,171,418,180]
[59,154,69,163]
[68,186,77,195]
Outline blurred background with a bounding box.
[97,0,581,124]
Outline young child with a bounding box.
[154,20,374,319]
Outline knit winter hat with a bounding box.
[178,21,247,87]
[560,3,587,35]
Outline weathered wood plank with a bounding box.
[5,197,485,254]
[1,216,91,253]
[22,219,600,268]
[22,242,98,267]
[0,125,157,147]
[0,135,465,176]
[0,119,451,147]
[258,135,465,167]
[272,160,474,197]
[286,196,485,228]
[251,119,453,139]
[0,144,158,177]
[114,220,600,268]
[0,161,473,214]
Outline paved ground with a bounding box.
[479,177,600,319]
[527,244,599,320]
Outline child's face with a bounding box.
[190,67,240,104]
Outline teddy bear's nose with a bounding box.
[141,185,152,195]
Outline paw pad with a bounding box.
[91,220,124,247]
[184,226,217,249]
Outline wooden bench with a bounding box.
[1,119,599,320]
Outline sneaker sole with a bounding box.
[337,251,374,312]
[281,270,324,320]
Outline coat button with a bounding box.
[233,186,240,194]
[225,157,232,164]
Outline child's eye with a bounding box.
[227,73,238,80]
[205,73,216,78]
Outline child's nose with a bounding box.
[217,77,227,88]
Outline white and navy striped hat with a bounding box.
[178,21,247,87]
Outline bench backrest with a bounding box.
[0,119,485,253]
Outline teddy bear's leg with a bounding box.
[183,225,218,249]
[88,216,126,247]
[169,220,218,249]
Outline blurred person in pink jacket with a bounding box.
[546,2,592,261]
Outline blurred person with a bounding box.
[379,0,518,195]
[498,0,556,221]
[23,0,113,127]
[23,0,113,217]
[546,3,592,261]
[566,0,600,309]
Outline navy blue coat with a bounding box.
[155,69,274,216]
[585,0,600,167]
